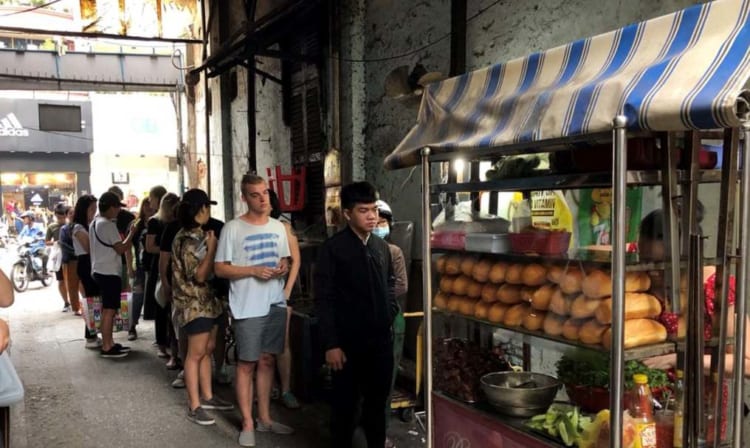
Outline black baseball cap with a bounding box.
[99,191,127,213]
[182,189,216,207]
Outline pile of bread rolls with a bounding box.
[434,254,669,350]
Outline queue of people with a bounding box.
[10,176,409,448]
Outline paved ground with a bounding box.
[0,245,425,448]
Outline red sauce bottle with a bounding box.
[630,373,658,448]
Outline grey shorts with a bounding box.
[234,305,287,362]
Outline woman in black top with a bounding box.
[128,197,153,341]
[59,205,81,315]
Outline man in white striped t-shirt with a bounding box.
[215,174,293,447]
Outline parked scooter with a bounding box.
[10,240,52,292]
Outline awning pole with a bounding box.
[732,122,750,447]
[421,147,433,448]
[610,116,628,448]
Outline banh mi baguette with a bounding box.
[496,284,523,304]
[562,318,586,341]
[481,284,499,303]
[503,303,530,327]
[543,313,567,336]
[504,264,524,285]
[447,295,463,313]
[521,263,547,286]
[522,310,547,331]
[472,259,493,283]
[439,276,455,294]
[546,265,565,284]
[489,262,508,284]
[594,293,662,325]
[458,297,479,316]
[579,319,609,345]
[488,303,509,323]
[466,280,483,299]
[549,288,574,316]
[474,301,492,320]
[434,291,449,309]
[601,319,668,350]
[451,276,471,296]
[571,294,604,319]
[559,267,584,294]
[444,255,462,275]
[460,256,477,277]
[582,269,652,299]
[530,284,556,311]
[436,255,447,274]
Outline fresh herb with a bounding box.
[556,350,671,390]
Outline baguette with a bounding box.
[505,264,524,284]
[434,291,449,309]
[595,293,662,325]
[543,313,567,336]
[601,318,668,350]
[452,276,471,296]
[582,269,652,299]
[496,284,523,305]
[460,256,478,277]
[503,303,530,327]
[520,286,536,303]
[523,310,547,331]
[447,295,464,313]
[481,284,499,303]
[571,295,604,319]
[474,301,492,320]
[560,267,584,294]
[530,284,556,311]
[522,264,547,286]
[489,262,508,284]
[547,265,565,284]
[444,255,462,275]
[472,259,493,283]
[562,318,586,341]
[459,297,479,316]
[579,319,609,345]
[439,276,455,294]
[549,288,574,316]
[466,280,483,299]
[488,303,509,323]
[436,255,447,274]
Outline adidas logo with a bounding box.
[0,113,29,137]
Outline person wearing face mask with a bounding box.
[375,200,408,448]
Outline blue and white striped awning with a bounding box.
[385,0,750,169]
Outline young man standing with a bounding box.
[90,192,138,358]
[314,182,399,448]
[46,204,71,312]
[215,174,293,447]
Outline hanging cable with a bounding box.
[0,0,63,17]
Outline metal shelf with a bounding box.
[431,169,723,193]
[435,309,676,361]
[431,248,722,272]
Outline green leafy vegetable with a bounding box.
[556,349,672,390]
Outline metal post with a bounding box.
[174,88,186,192]
[421,147,433,448]
[610,116,628,448]
[686,234,705,446]
[732,123,750,447]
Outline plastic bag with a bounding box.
[46,242,62,273]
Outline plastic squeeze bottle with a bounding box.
[631,373,658,448]
[672,370,684,448]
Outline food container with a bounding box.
[465,233,510,253]
[564,384,611,413]
[480,371,561,417]
[431,230,466,250]
[509,231,571,254]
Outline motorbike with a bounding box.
[10,240,52,292]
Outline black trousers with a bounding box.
[330,343,393,448]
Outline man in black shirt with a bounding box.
[314,182,398,448]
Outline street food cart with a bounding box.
[385,0,750,446]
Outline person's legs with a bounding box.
[129,267,145,332]
[331,355,359,448]
[185,330,211,410]
[94,274,122,353]
[57,267,69,310]
[199,325,217,400]
[213,311,228,381]
[277,306,294,396]
[385,312,406,429]
[154,301,169,354]
[256,353,276,424]
[66,260,81,313]
[361,346,394,448]
[236,360,256,431]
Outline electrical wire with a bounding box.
[0,0,63,17]
[334,0,503,63]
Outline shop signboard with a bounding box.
[0,98,93,153]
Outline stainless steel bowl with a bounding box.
[480,371,561,417]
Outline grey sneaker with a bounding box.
[187,406,215,426]
[238,429,256,447]
[201,396,234,411]
[172,370,185,388]
[256,420,294,435]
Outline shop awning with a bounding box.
[385,0,750,170]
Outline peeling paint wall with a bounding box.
[255,53,292,186]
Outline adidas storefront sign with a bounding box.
[0,113,29,137]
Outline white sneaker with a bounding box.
[85,338,103,349]
[172,370,185,388]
